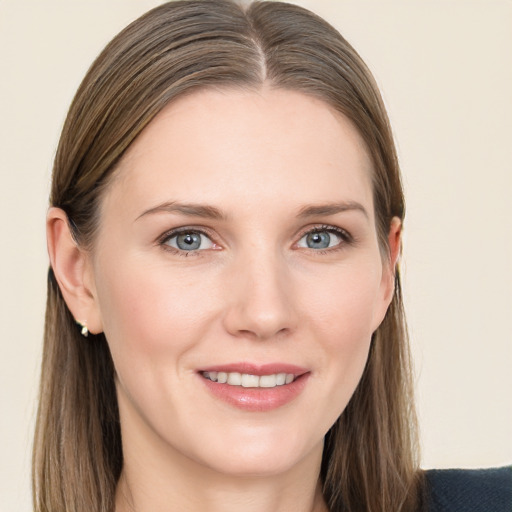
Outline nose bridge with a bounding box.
[223,244,296,340]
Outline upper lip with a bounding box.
[198,362,309,376]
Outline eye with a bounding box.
[296,227,347,250]
[164,230,214,252]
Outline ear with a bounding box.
[388,216,402,276]
[372,216,402,331]
[46,207,103,335]
[382,216,402,304]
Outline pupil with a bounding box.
[307,231,330,249]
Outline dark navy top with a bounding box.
[425,466,512,512]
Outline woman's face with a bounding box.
[87,87,397,477]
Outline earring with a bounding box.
[76,320,89,337]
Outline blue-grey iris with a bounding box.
[306,231,331,249]
[176,232,201,250]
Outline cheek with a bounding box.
[305,261,383,342]
[302,262,383,413]
[94,258,221,373]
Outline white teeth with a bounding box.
[259,374,277,387]
[227,372,242,386]
[241,374,260,387]
[203,371,297,388]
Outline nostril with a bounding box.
[231,325,292,341]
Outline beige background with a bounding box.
[1,1,511,510]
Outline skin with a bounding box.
[47,86,401,512]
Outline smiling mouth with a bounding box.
[202,371,297,388]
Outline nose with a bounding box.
[222,250,298,341]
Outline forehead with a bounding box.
[104,86,374,219]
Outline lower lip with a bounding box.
[199,373,309,412]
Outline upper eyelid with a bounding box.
[157,226,216,243]
[296,224,352,240]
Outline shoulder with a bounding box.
[425,466,512,512]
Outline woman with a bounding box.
[33,1,511,511]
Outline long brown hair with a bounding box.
[34,1,423,510]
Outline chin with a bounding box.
[192,426,324,478]
[204,453,308,479]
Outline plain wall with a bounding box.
[1,1,510,510]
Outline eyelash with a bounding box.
[157,224,354,257]
[297,225,354,254]
[158,227,217,257]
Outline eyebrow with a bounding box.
[297,201,369,219]
[136,201,227,221]
[136,200,369,222]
